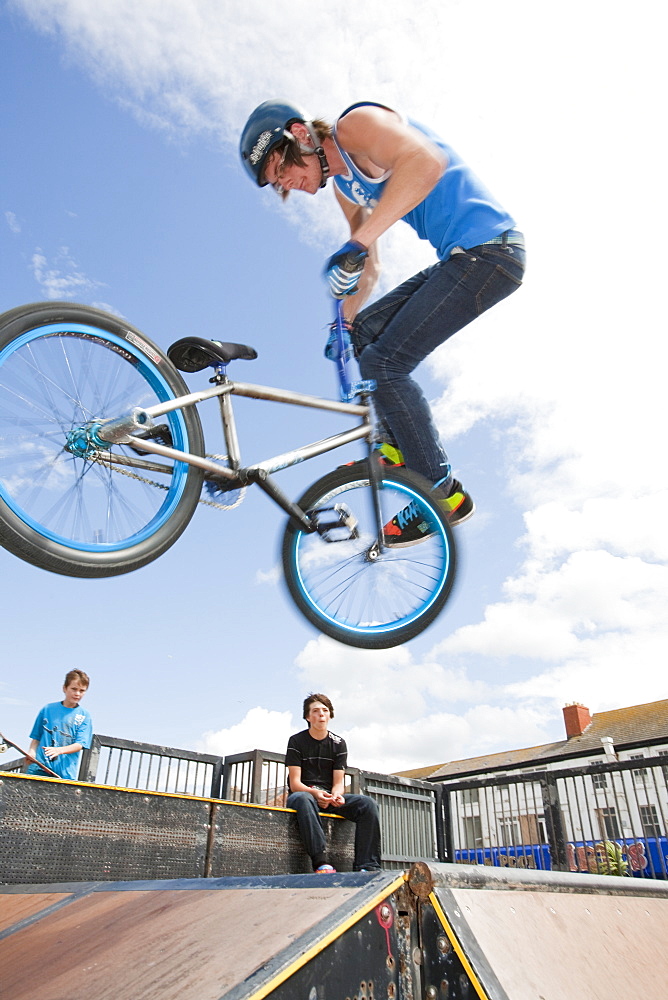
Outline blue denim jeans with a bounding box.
[351,233,526,489]
[286,790,382,870]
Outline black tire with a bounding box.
[0,302,205,577]
[282,464,457,648]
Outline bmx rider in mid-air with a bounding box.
[239,99,525,546]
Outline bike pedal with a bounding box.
[310,504,359,542]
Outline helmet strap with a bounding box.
[283,123,331,189]
[313,144,330,187]
[305,122,330,187]
[291,123,329,188]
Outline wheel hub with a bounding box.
[65,421,110,458]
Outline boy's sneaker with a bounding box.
[383,479,474,548]
[376,442,404,467]
[341,442,405,471]
[435,479,475,526]
[314,864,337,874]
[383,498,433,548]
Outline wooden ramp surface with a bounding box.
[4,865,668,1000]
[423,864,668,1000]
[0,872,400,1000]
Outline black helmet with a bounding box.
[239,99,329,189]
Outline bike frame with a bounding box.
[97,303,380,534]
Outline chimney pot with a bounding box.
[563,703,592,739]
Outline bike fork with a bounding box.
[362,393,387,553]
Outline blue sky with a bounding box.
[1,1,666,774]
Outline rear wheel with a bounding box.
[282,464,456,648]
[0,302,204,577]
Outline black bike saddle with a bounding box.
[168,336,258,373]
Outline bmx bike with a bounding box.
[0,300,456,649]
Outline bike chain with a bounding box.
[91,453,246,511]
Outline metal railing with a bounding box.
[1,734,222,795]
[7,731,668,880]
[0,758,23,775]
[360,771,441,863]
[222,749,291,806]
[441,755,668,879]
[80,735,223,798]
[221,750,362,806]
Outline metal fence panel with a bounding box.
[442,756,668,880]
[360,772,440,864]
[80,735,222,797]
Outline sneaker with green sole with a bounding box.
[340,442,405,471]
[383,479,474,547]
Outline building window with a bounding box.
[596,807,621,840]
[630,754,648,784]
[591,769,608,790]
[497,818,521,847]
[658,751,668,784]
[461,815,483,849]
[460,787,479,806]
[639,805,662,840]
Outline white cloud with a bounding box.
[344,702,554,774]
[255,565,281,586]
[31,246,102,300]
[5,211,21,234]
[198,706,295,757]
[291,635,558,772]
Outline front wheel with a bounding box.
[282,465,457,649]
[0,302,205,577]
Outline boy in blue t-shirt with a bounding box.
[27,669,93,780]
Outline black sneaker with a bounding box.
[383,498,434,547]
[384,479,474,547]
[435,479,475,526]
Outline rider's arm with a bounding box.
[336,105,447,251]
[334,188,381,321]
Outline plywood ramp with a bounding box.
[4,865,668,1000]
[0,872,403,1000]
[411,863,668,1000]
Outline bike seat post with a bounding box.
[216,374,241,470]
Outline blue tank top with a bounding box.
[333,103,515,260]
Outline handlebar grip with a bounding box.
[340,252,365,273]
[339,247,367,273]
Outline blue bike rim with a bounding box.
[0,322,192,552]
[290,478,452,640]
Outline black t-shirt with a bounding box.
[285,729,348,792]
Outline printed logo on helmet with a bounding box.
[249,131,274,165]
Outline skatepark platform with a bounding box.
[2,862,668,1000]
